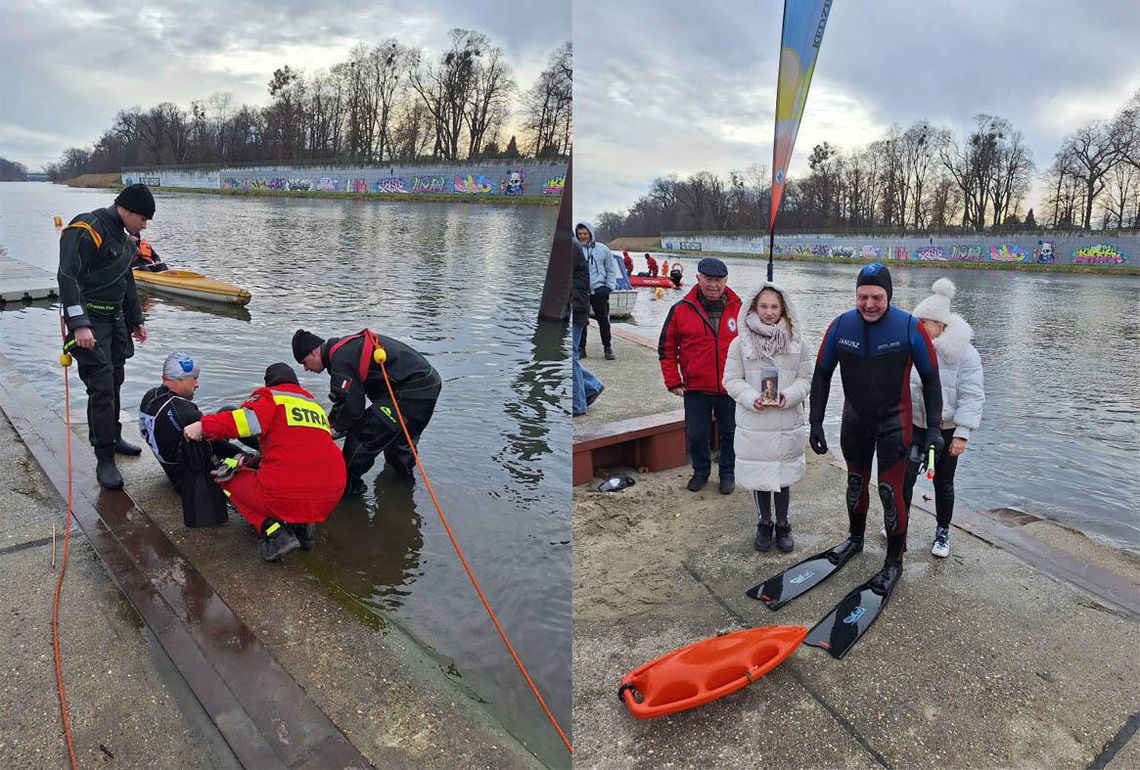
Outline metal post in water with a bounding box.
[538,156,573,321]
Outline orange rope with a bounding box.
[378,357,572,754]
[53,317,79,770]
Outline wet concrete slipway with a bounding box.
[0,182,571,768]
[572,328,1140,769]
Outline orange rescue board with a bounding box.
[618,625,807,719]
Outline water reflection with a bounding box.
[137,290,252,323]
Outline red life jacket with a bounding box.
[327,329,385,382]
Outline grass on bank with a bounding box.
[63,176,559,206]
[610,237,1139,275]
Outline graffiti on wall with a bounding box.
[1072,244,1128,264]
[949,245,984,261]
[454,174,496,194]
[1034,240,1055,264]
[317,178,340,192]
[411,175,448,194]
[860,245,883,260]
[989,244,1027,262]
[349,178,368,193]
[124,175,161,186]
[502,168,525,196]
[915,246,946,260]
[542,175,565,196]
[375,177,409,194]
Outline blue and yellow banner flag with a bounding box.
[770,0,834,231]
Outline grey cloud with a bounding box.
[0,0,568,169]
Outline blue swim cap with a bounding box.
[856,262,892,301]
[163,352,200,380]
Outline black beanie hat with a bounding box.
[856,262,893,302]
[114,184,156,219]
[264,362,299,387]
[292,329,324,363]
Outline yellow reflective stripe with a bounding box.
[230,408,261,437]
[61,221,103,249]
[272,393,331,433]
[223,489,231,498]
[265,522,281,536]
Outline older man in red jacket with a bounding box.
[183,363,345,561]
[658,258,742,494]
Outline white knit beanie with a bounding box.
[913,277,955,324]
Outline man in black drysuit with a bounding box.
[57,184,154,489]
[293,328,441,496]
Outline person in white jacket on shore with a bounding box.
[903,277,985,558]
[723,282,813,552]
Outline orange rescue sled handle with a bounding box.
[618,625,807,719]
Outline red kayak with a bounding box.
[618,625,806,719]
[630,275,680,288]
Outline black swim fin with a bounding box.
[746,537,863,610]
[803,560,902,659]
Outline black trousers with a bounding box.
[579,288,612,351]
[683,391,735,477]
[72,314,132,456]
[903,425,959,528]
[840,406,912,560]
[343,395,438,482]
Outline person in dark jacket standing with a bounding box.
[293,328,441,496]
[658,258,742,494]
[57,183,153,489]
[572,238,603,415]
[575,221,617,360]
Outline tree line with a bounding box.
[32,30,571,182]
[595,91,1140,241]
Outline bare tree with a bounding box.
[1063,120,1123,229]
[466,42,514,158]
[522,42,572,157]
[408,29,485,161]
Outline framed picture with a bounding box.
[759,365,780,405]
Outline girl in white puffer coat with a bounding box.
[904,278,985,558]
[723,282,813,553]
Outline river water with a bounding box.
[621,254,1140,554]
[0,182,571,765]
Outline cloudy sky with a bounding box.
[573,0,1140,225]
[0,0,569,170]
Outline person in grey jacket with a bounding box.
[902,278,985,557]
[575,221,617,360]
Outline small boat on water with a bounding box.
[629,275,681,289]
[133,269,252,306]
[604,289,638,319]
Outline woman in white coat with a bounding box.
[723,282,813,552]
[903,278,985,558]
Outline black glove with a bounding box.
[809,422,828,455]
[925,426,945,460]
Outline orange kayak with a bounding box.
[132,269,251,306]
[618,625,806,719]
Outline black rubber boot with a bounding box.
[775,523,794,552]
[604,346,615,360]
[828,535,864,562]
[114,437,143,456]
[289,523,316,551]
[343,476,367,497]
[753,521,774,551]
[95,452,123,490]
[260,519,300,561]
[718,475,735,495]
[869,558,903,595]
[686,473,708,492]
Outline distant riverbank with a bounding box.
[610,237,1140,275]
[61,174,559,206]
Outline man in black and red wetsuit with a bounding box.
[808,263,943,592]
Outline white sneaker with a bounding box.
[931,527,950,558]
